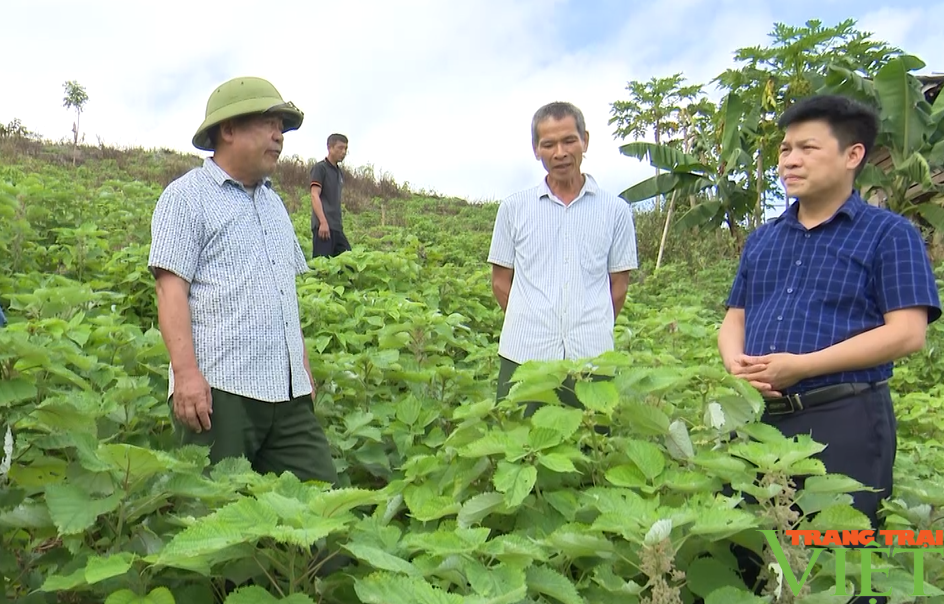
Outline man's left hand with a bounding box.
[740,353,809,392]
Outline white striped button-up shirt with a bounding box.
[148,158,311,403]
[487,175,638,364]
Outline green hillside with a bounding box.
[2,130,943,604]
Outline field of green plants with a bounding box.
[1,140,943,604]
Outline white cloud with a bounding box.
[2,0,941,205]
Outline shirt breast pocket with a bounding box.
[579,230,611,277]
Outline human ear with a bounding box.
[846,142,866,171]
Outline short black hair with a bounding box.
[531,101,586,148]
[777,94,880,175]
[327,133,348,147]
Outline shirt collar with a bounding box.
[775,188,865,227]
[539,173,599,205]
[203,157,273,189]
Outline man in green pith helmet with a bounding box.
[147,76,338,486]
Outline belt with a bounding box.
[765,381,887,416]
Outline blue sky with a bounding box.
[1,0,941,205]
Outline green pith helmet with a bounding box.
[192,76,304,151]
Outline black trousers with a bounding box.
[312,228,351,258]
[728,383,897,603]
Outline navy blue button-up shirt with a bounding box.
[727,190,942,394]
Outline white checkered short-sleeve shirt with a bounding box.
[148,158,311,403]
[487,174,638,364]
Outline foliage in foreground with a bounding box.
[2,152,944,604]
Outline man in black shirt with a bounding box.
[310,133,350,257]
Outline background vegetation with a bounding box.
[1,17,942,604]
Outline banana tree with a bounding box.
[618,91,761,267]
[820,54,944,232]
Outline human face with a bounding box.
[328,141,348,164]
[533,116,588,181]
[220,114,285,182]
[778,119,864,201]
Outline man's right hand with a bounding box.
[173,367,213,432]
[726,354,782,398]
[318,223,330,240]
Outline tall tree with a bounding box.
[62,80,89,167]
[714,19,902,224]
[609,74,704,211]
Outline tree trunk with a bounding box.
[653,124,662,213]
[754,151,764,227]
[656,189,679,271]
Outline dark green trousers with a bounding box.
[170,387,338,486]
[496,356,611,436]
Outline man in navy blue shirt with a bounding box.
[720,94,941,523]
[719,94,941,602]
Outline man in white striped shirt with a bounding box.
[488,101,638,414]
[148,77,337,486]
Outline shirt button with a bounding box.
[787,287,794,293]
[777,315,783,321]
[795,260,802,266]
[805,233,810,238]
[770,345,777,351]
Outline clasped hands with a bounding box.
[726,352,810,398]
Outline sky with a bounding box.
[2,0,942,204]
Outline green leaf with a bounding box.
[618,141,706,172]
[224,586,315,603]
[480,533,548,565]
[544,526,616,560]
[916,201,944,232]
[874,54,931,158]
[691,451,750,481]
[686,557,747,597]
[605,464,647,488]
[85,553,135,585]
[704,586,767,604]
[715,394,761,429]
[873,568,944,600]
[403,484,461,522]
[807,503,872,532]
[493,461,537,508]
[538,453,578,474]
[665,419,694,461]
[802,474,870,495]
[104,587,176,604]
[530,406,583,439]
[620,403,670,436]
[0,378,36,407]
[466,562,528,604]
[526,565,585,604]
[689,507,759,540]
[342,542,421,576]
[575,380,619,414]
[44,484,122,536]
[528,427,564,452]
[97,444,182,483]
[624,439,665,480]
[355,573,464,604]
[310,487,383,517]
[457,492,508,528]
[30,401,98,435]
